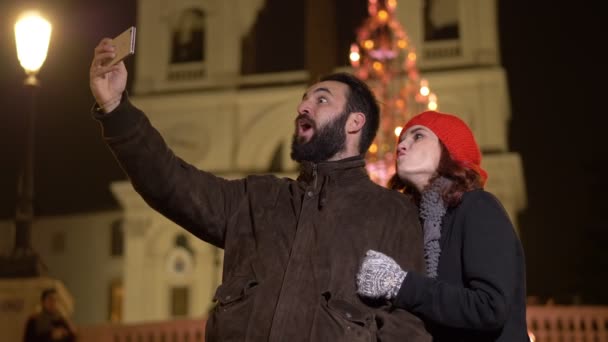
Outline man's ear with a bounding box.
[347,112,366,133]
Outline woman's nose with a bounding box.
[397,140,408,151]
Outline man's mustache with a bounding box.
[295,114,316,129]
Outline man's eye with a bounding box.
[413,133,423,140]
[318,97,328,104]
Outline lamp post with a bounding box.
[0,11,52,277]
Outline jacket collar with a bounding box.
[295,155,368,210]
[297,155,367,185]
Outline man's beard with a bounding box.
[290,109,349,163]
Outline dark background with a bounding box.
[0,1,605,304]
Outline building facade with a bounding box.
[2,0,525,326]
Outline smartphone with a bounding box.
[108,26,136,66]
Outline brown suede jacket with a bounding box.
[93,96,431,342]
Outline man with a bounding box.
[89,38,431,341]
[23,288,76,342]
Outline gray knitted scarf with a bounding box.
[419,177,451,278]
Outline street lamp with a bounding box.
[15,12,52,86]
[0,11,52,277]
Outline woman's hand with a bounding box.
[356,250,407,300]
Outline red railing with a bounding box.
[77,306,608,341]
[78,318,206,342]
[527,306,608,341]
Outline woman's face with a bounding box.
[396,125,442,191]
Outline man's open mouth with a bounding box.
[296,117,315,137]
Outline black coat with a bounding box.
[23,311,75,342]
[394,190,530,341]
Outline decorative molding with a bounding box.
[165,246,195,283]
[419,66,510,152]
[135,0,268,93]
[234,86,302,171]
[397,0,499,70]
[483,152,527,232]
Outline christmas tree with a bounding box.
[350,0,438,186]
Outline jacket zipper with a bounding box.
[312,164,318,190]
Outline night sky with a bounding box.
[1,1,606,304]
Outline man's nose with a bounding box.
[297,101,311,116]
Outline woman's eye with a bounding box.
[413,133,423,140]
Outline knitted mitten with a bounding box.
[356,250,407,300]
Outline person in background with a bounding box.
[23,288,76,342]
[357,111,529,341]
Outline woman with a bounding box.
[357,111,529,341]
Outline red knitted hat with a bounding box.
[403,110,488,185]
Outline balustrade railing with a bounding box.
[77,306,608,342]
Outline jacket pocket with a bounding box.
[205,276,259,341]
[310,292,377,342]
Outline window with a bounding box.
[110,219,124,257]
[424,0,460,42]
[240,0,368,74]
[170,8,206,64]
[108,279,123,322]
[51,231,65,254]
[171,286,189,317]
[241,0,306,74]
